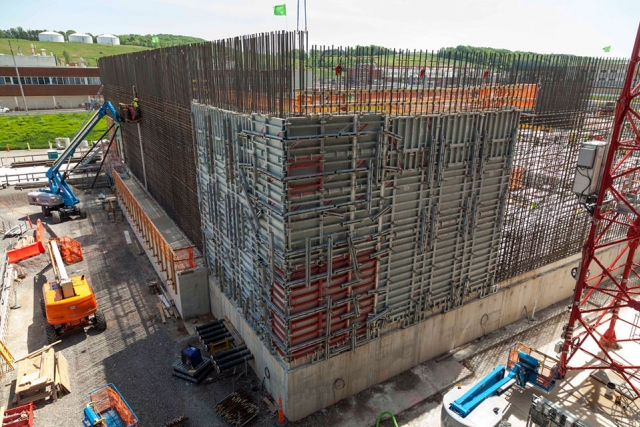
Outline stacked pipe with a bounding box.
[195,320,231,347]
[214,392,258,427]
[211,344,253,373]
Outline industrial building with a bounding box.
[0,63,102,110]
[93,30,640,423]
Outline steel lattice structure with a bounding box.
[560,23,640,396]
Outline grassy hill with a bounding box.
[0,113,107,150]
[0,38,149,66]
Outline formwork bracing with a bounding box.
[193,105,521,360]
[99,31,629,286]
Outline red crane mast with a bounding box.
[560,23,640,396]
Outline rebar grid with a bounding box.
[99,31,634,363]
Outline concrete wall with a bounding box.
[177,268,210,319]
[209,240,633,421]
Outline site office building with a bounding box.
[0,60,102,110]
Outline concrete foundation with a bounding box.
[209,240,630,421]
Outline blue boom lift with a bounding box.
[448,343,559,419]
[27,101,122,224]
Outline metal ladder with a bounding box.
[630,312,640,343]
[77,141,103,168]
[0,339,14,370]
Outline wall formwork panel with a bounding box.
[193,104,521,362]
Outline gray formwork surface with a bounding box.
[193,103,521,364]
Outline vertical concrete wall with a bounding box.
[177,268,210,318]
[210,240,633,421]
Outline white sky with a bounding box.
[0,0,638,57]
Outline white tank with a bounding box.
[68,33,93,44]
[441,386,508,427]
[38,31,64,43]
[97,34,120,46]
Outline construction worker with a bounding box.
[128,98,139,121]
[132,98,139,108]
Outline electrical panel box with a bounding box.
[572,141,608,202]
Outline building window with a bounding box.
[63,77,70,84]
[12,77,19,84]
[37,77,45,84]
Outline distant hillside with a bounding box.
[0,38,149,67]
[1,27,205,49]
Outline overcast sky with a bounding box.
[1,0,638,57]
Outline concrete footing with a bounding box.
[209,239,632,421]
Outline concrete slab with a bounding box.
[291,358,471,427]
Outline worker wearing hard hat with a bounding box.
[132,98,139,108]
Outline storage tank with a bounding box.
[38,31,64,43]
[68,33,93,44]
[96,34,120,46]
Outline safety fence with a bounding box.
[112,171,196,292]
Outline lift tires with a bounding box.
[40,299,46,317]
[78,208,87,219]
[51,210,61,224]
[94,310,107,331]
[41,206,51,217]
[45,324,59,344]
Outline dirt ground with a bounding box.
[0,187,274,427]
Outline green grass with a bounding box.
[0,38,149,66]
[0,112,107,150]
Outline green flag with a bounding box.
[273,4,286,15]
[152,36,159,44]
[602,46,611,53]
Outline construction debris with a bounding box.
[165,415,188,427]
[214,392,259,427]
[2,402,34,427]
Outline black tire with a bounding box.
[41,206,51,217]
[78,207,87,219]
[94,310,107,331]
[52,210,61,224]
[45,324,59,344]
[40,299,47,317]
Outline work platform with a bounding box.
[112,170,209,319]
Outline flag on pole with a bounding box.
[274,4,287,15]
[602,46,611,53]
[152,36,159,44]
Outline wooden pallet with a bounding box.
[15,348,55,405]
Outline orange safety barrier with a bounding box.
[112,172,196,292]
[7,219,45,264]
[293,83,538,114]
[53,236,83,264]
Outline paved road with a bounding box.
[0,108,89,116]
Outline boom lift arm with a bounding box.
[27,101,122,223]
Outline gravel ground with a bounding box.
[0,187,272,427]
